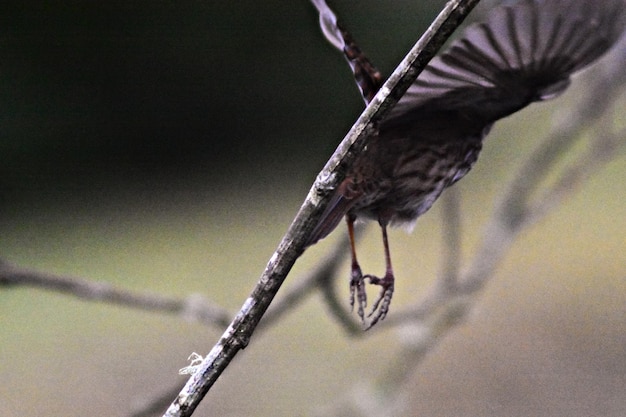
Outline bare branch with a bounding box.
[0,259,231,328]
[527,125,626,226]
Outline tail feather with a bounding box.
[306,192,355,246]
[384,0,626,128]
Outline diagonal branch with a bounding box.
[258,231,356,330]
[163,1,482,415]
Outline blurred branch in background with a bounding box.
[0,259,232,328]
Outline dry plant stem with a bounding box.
[0,260,231,328]
[163,1,481,416]
[528,123,626,225]
[1,210,361,417]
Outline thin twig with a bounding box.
[0,260,232,328]
[527,125,626,226]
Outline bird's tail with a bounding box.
[384,0,626,127]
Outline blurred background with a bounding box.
[1,1,625,416]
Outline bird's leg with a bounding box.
[364,218,395,328]
[347,214,367,322]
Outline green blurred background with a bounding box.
[1,1,625,416]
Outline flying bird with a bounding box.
[307,0,626,327]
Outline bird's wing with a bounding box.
[384,0,626,129]
[306,178,360,246]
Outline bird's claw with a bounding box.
[350,269,394,329]
[349,266,367,323]
[364,273,394,329]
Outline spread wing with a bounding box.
[383,0,626,130]
[307,187,357,246]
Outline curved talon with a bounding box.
[367,283,394,328]
[345,215,396,328]
[364,273,395,328]
[349,265,368,323]
[349,280,367,323]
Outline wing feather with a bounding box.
[385,0,626,127]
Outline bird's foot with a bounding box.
[363,272,394,329]
[350,268,395,328]
[349,265,367,323]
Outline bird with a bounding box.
[305,0,626,328]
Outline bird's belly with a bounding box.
[351,148,477,229]
[352,175,448,228]
[388,178,449,227]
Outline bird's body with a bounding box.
[338,113,487,228]
[308,0,626,327]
